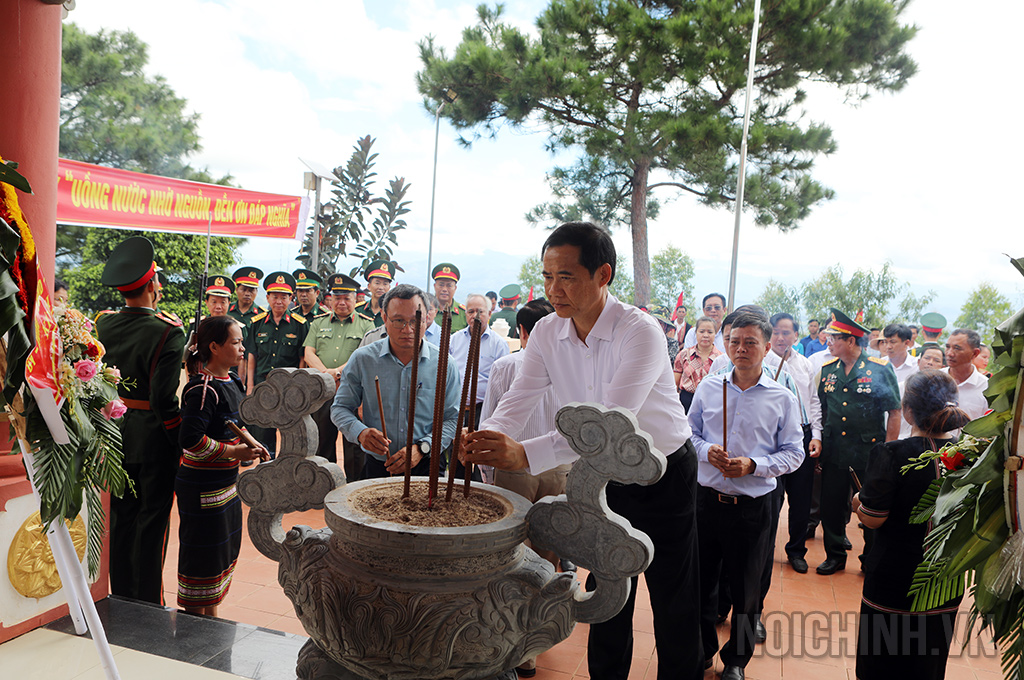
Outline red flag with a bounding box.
[671,291,686,321]
[855,308,865,323]
[24,272,70,444]
[527,286,534,302]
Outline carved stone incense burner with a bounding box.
[237,368,666,680]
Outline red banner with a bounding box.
[56,158,308,239]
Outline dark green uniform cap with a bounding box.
[919,312,947,335]
[431,262,460,282]
[499,284,522,303]
[101,236,158,292]
[327,273,360,294]
[825,308,869,337]
[232,266,264,289]
[263,271,296,294]
[292,268,323,289]
[365,260,397,282]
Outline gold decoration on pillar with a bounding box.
[7,511,86,599]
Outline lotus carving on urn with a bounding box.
[237,368,667,680]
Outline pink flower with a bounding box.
[74,359,98,381]
[104,366,122,383]
[101,399,127,420]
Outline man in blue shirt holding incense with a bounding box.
[688,311,804,680]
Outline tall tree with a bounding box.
[417,1,917,305]
[649,245,694,309]
[955,283,1013,345]
[297,136,411,281]
[800,262,932,329]
[755,279,801,318]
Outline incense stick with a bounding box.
[773,347,789,382]
[722,378,728,453]
[374,376,387,440]
[464,319,483,497]
[428,309,452,507]
[402,310,422,498]
[446,317,480,501]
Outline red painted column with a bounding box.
[0,0,62,286]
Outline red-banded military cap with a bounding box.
[431,262,460,282]
[101,236,159,292]
[919,312,947,335]
[365,260,396,283]
[499,283,521,304]
[825,308,869,338]
[263,271,296,294]
[232,266,264,289]
[292,268,323,289]
[205,275,235,298]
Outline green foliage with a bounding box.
[955,282,1013,346]
[417,0,917,304]
[800,262,933,328]
[62,229,242,320]
[608,254,634,304]
[297,136,410,280]
[519,255,543,294]
[649,245,694,309]
[754,279,801,317]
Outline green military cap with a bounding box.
[101,236,158,292]
[919,312,947,335]
[499,283,522,303]
[365,260,396,282]
[650,305,673,326]
[205,274,235,298]
[232,266,264,289]
[292,268,322,289]
[263,271,296,294]
[825,308,869,338]
[327,273,360,294]
[431,262,460,282]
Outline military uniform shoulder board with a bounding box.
[867,356,888,365]
[314,310,331,319]
[155,310,183,327]
[252,311,268,323]
[357,310,374,321]
[94,309,116,325]
[290,312,307,323]
[823,356,840,366]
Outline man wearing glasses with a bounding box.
[331,284,460,480]
[683,292,728,352]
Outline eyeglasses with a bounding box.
[704,304,723,312]
[387,318,418,330]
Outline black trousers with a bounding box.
[697,487,772,668]
[587,442,703,680]
[821,461,874,563]
[311,400,338,462]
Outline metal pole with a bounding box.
[426,101,445,288]
[312,177,322,274]
[727,0,763,310]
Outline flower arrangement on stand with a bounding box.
[23,303,132,579]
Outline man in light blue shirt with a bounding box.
[332,284,460,479]
[450,293,510,424]
[688,312,804,680]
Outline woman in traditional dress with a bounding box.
[852,369,971,679]
[672,316,722,412]
[177,316,268,616]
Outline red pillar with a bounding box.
[0,0,62,286]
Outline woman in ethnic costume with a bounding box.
[852,370,971,679]
[177,316,268,616]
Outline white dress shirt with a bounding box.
[481,349,556,441]
[451,324,510,404]
[688,369,804,497]
[943,366,989,420]
[889,352,919,383]
[683,326,726,353]
[763,347,821,439]
[480,295,691,474]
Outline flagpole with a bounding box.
[726,0,763,310]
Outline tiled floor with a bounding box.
[161,500,1006,680]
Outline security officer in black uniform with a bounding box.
[431,262,468,333]
[245,271,309,455]
[354,259,396,327]
[96,236,186,604]
[489,284,521,339]
[815,309,901,575]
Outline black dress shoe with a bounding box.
[843,537,853,550]
[560,558,577,573]
[514,665,536,678]
[816,557,846,575]
[788,556,808,573]
[754,619,766,644]
[720,665,744,680]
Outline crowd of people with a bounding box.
[87,223,993,680]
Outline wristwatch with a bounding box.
[417,441,431,456]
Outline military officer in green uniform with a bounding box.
[489,284,521,339]
[814,309,901,575]
[187,275,251,380]
[431,262,468,333]
[227,266,266,326]
[354,260,396,327]
[916,312,946,357]
[303,274,375,474]
[95,236,186,604]
[293,268,327,318]
[245,271,309,455]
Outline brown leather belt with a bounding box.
[122,398,151,411]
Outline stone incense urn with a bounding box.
[237,368,667,680]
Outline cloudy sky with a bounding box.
[69,0,1023,322]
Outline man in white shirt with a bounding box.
[464,222,703,680]
[881,323,919,383]
[683,292,728,352]
[943,328,990,420]
[450,293,510,424]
